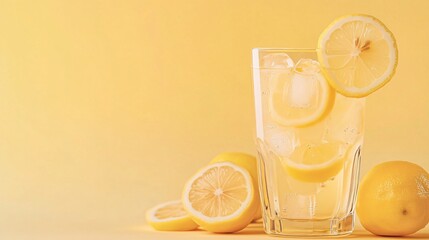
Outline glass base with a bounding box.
[262,214,354,237]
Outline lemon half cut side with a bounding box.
[182,162,258,233]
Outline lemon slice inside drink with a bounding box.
[282,142,347,183]
[317,14,398,97]
[269,59,335,127]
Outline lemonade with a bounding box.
[252,14,397,237]
[253,49,365,236]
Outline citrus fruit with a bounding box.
[182,162,258,233]
[146,200,199,231]
[318,14,398,97]
[209,152,262,220]
[357,161,429,236]
[282,141,347,182]
[270,59,335,127]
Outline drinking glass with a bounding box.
[252,48,364,236]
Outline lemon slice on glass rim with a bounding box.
[317,14,398,98]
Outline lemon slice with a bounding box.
[269,59,335,127]
[282,142,347,182]
[146,200,199,231]
[318,14,398,97]
[182,162,258,233]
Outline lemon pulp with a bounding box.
[182,162,258,233]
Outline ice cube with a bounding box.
[279,58,323,109]
[294,58,321,74]
[287,74,318,108]
[262,53,294,69]
[265,127,297,157]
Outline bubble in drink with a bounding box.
[324,95,365,144]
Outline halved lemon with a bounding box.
[318,14,398,97]
[282,142,347,182]
[269,59,335,127]
[146,200,199,231]
[182,162,258,233]
[209,152,262,220]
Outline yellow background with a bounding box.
[1,0,429,238]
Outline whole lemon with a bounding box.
[357,161,429,236]
[210,152,262,220]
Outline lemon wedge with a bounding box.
[318,14,398,97]
[182,162,258,233]
[282,142,347,182]
[269,59,335,127]
[146,200,199,231]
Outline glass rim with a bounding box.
[252,48,320,69]
[252,48,318,53]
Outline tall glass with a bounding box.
[252,48,364,236]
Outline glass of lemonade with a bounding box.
[252,48,365,236]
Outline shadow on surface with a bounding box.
[234,222,266,235]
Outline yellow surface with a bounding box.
[0,0,429,238]
[1,224,428,240]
